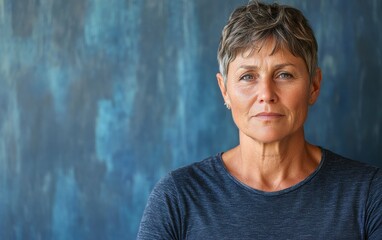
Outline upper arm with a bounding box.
[137,174,182,240]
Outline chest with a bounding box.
[181,189,365,239]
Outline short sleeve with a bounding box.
[366,168,382,240]
[137,173,182,240]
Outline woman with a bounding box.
[138,1,382,239]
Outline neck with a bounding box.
[223,129,321,192]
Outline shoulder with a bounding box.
[322,148,380,179]
[318,149,382,237]
[170,154,222,179]
[318,149,381,199]
[321,149,382,208]
[150,154,222,194]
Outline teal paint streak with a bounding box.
[96,100,116,171]
[164,0,202,168]
[46,67,72,116]
[52,169,82,240]
[96,80,137,172]
[93,0,140,172]
[0,81,22,239]
[84,0,131,57]
[92,0,143,238]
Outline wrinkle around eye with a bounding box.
[276,72,294,80]
[239,72,260,82]
[240,74,254,81]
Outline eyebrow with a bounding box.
[274,63,296,70]
[238,63,296,70]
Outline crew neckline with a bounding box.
[217,147,326,196]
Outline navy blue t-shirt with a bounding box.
[137,149,382,239]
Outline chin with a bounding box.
[246,127,294,143]
[245,132,287,144]
[255,137,285,144]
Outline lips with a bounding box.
[254,112,284,120]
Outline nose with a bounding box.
[258,80,277,104]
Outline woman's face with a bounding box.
[217,40,321,144]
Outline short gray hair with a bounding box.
[217,1,318,82]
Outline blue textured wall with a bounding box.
[0,0,381,239]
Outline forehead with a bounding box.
[229,39,306,71]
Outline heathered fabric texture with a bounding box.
[137,149,382,239]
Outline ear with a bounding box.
[216,73,230,105]
[309,68,322,105]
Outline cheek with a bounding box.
[287,93,309,108]
[283,87,310,115]
[287,94,310,123]
[228,91,254,126]
[228,85,257,108]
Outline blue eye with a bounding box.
[240,74,254,81]
[278,72,293,79]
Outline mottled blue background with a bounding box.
[0,0,381,239]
